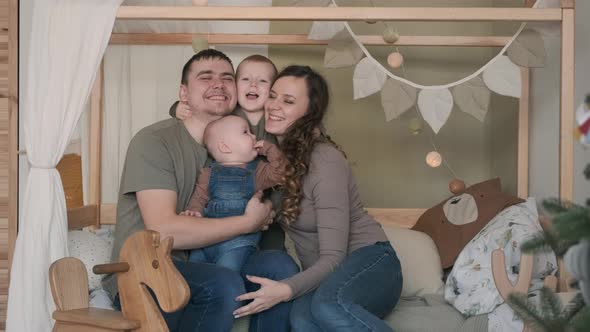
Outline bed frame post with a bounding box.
[88,61,104,228]
[518,68,530,199]
[8,0,19,276]
[558,0,575,292]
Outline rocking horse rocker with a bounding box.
[49,230,190,332]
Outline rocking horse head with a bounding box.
[117,230,190,331]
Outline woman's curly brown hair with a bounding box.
[276,66,342,225]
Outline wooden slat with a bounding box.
[67,205,99,230]
[560,9,574,202]
[518,68,530,199]
[110,33,512,47]
[558,8,575,293]
[366,208,424,229]
[561,0,575,8]
[7,0,17,284]
[115,6,563,22]
[87,62,103,228]
[99,204,116,225]
[98,204,424,229]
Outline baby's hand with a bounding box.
[180,210,202,217]
[176,101,192,120]
[254,140,265,153]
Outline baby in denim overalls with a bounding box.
[182,115,287,271]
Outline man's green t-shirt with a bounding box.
[103,118,208,297]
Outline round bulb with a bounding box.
[407,117,423,135]
[426,151,442,168]
[382,27,400,44]
[192,37,209,53]
[449,179,466,195]
[387,52,404,69]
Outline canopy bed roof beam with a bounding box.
[110,33,512,47]
[115,7,563,22]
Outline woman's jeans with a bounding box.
[290,241,403,332]
[115,249,299,332]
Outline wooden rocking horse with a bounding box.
[492,249,558,332]
[49,230,190,332]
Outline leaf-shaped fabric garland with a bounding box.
[452,76,491,122]
[381,79,417,121]
[324,30,364,69]
[353,57,387,100]
[483,55,522,98]
[417,89,454,134]
[507,29,546,68]
[308,21,346,40]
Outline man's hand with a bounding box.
[244,191,274,232]
[175,101,192,120]
[180,210,202,217]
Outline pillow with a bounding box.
[444,198,558,316]
[68,230,113,291]
[412,178,524,268]
[381,224,444,297]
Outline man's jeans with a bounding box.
[290,242,403,332]
[115,249,298,332]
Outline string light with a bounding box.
[426,151,442,168]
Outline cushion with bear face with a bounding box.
[412,178,524,268]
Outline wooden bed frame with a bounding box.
[61,0,575,291]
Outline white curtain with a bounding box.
[7,1,122,331]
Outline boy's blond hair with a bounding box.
[236,55,278,80]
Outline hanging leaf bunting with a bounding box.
[308,21,346,40]
[353,57,387,100]
[507,29,546,68]
[452,76,491,122]
[418,89,454,134]
[483,56,522,98]
[381,79,417,122]
[324,30,364,69]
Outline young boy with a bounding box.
[171,54,277,142]
[183,115,287,271]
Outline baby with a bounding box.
[172,54,277,142]
[183,115,287,271]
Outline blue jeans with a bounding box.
[290,242,402,332]
[115,250,298,332]
[242,250,300,332]
[188,233,261,272]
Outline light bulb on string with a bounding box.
[407,117,423,135]
[387,52,404,69]
[426,151,442,168]
[192,37,209,53]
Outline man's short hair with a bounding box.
[181,49,234,85]
[236,54,278,79]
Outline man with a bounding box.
[105,49,298,332]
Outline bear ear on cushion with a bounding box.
[412,178,524,269]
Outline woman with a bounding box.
[233,65,403,332]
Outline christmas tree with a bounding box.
[506,96,590,332]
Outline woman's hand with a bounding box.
[233,276,293,318]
